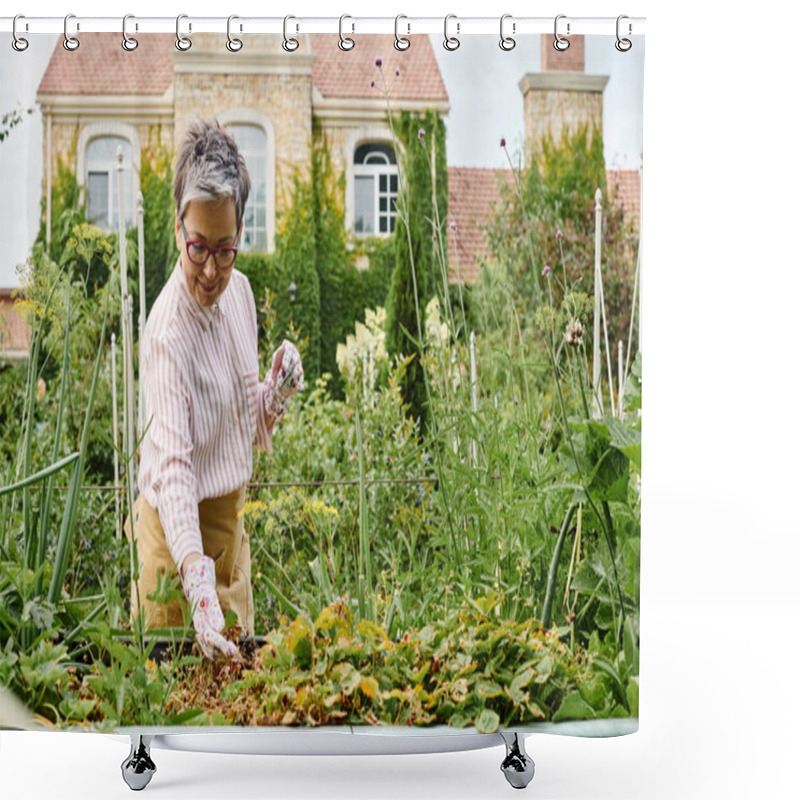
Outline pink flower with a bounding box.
[449,220,458,233]
[542,264,551,277]
[555,228,563,239]
[395,68,400,76]
[375,56,383,67]
[369,80,375,88]
[418,128,426,141]
[500,137,506,148]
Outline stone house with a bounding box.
[1,32,638,361]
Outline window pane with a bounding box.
[355,176,374,235]
[379,216,388,234]
[87,172,109,229]
[390,174,398,192]
[379,196,387,212]
[228,124,268,251]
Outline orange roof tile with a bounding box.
[447,167,514,284]
[38,33,174,96]
[309,34,448,101]
[0,292,31,356]
[606,169,641,230]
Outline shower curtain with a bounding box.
[0,22,643,737]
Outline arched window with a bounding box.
[227,124,268,252]
[354,143,398,236]
[85,136,135,231]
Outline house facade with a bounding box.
[1,33,639,361]
[35,32,448,259]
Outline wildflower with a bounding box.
[500,136,506,148]
[375,56,383,67]
[448,220,457,233]
[564,318,585,347]
[556,227,563,239]
[542,264,551,277]
[395,68,400,76]
[369,80,375,88]
[418,128,425,141]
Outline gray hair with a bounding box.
[173,118,250,226]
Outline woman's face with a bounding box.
[175,197,241,308]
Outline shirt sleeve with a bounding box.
[144,333,203,572]
[243,276,277,454]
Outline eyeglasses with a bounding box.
[180,217,239,270]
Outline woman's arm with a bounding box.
[145,334,204,574]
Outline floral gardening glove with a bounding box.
[182,555,240,660]
[263,339,304,422]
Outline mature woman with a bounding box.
[123,118,303,660]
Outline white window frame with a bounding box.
[353,143,398,237]
[218,109,276,254]
[76,123,140,233]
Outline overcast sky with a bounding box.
[0,32,643,289]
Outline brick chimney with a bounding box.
[519,35,608,157]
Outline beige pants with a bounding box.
[123,485,254,637]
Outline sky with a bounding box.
[0,29,643,289]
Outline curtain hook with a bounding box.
[615,15,632,52]
[63,13,80,51]
[443,14,460,51]
[283,15,299,52]
[339,14,355,51]
[12,15,29,52]
[394,15,410,51]
[499,14,516,51]
[175,14,192,51]
[554,14,570,51]
[122,14,138,51]
[227,15,243,52]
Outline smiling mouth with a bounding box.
[199,282,218,293]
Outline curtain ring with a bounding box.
[443,14,460,51]
[122,14,138,51]
[499,14,516,51]
[338,14,355,51]
[63,14,80,51]
[227,15,243,52]
[394,15,410,51]
[554,14,570,51]
[283,15,299,52]
[615,15,632,52]
[175,14,192,51]
[12,15,29,52]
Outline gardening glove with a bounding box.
[263,339,304,422]
[182,555,240,661]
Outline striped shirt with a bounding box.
[138,258,274,571]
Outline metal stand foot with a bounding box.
[121,735,156,791]
[500,732,535,789]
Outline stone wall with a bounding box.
[519,73,608,157]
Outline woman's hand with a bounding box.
[182,555,240,661]
[263,340,303,420]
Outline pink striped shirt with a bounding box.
[138,258,274,571]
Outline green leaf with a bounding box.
[553,691,596,721]
[476,679,504,699]
[607,417,641,473]
[623,615,639,678]
[474,707,500,734]
[626,677,639,717]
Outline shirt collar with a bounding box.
[173,257,226,331]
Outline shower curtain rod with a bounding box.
[1,15,646,37]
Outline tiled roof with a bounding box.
[606,169,641,230]
[447,167,514,284]
[0,292,30,356]
[37,33,448,103]
[309,34,447,102]
[447,167,642,284]
[38,33,174,95]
